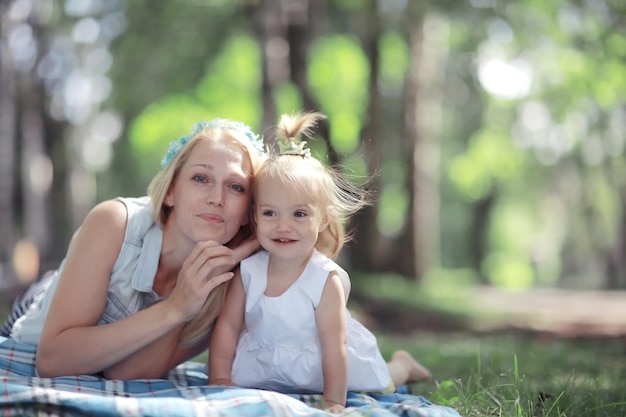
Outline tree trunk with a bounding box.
[469,193,494,284]
[0,5,17,275]
[20,73,51,261]
[605,160,626,289]
[349,0,382,271]
[255,0,283,133]
[404,8,449,279]
[287,0,337,165]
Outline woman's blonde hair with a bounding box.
[254,112,372,259]
[147,121,265,347]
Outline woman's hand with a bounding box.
[166,241,237,322]
[229,234,260,262]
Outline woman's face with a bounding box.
[165,139,252,245]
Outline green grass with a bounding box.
[377,332,626,417]
[348,272,626,417]
[193,329,626,416]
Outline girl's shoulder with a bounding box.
[241,250,269,270]
[301,251,351,305]
[240,250,270,288]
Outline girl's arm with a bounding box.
[316,271,348,410]
[36,200,236,379]
[208,269,246,385]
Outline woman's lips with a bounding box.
[198,213,224,223]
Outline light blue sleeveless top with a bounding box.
[11,196,164,346]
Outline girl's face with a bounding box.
[165,139,252,246]
[254,175,328,262]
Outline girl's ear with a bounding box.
[322,216,330,232]
[319,207,332,232]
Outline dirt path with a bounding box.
[352,286,626,339]
[469,287,626,338]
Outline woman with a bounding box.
[3,119,266,379]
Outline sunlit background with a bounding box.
[1,0,625,302]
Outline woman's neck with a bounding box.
[154,223,194,297]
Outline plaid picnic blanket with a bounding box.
[0,336,462,417]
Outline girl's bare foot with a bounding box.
[392,350,432,382]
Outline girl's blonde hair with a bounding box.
[254,112,372,259]
[147,122,265,347]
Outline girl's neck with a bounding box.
[265,249,314,297]
[267,248,314,272]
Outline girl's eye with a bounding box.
[262,210,276,217]
[294,211,307,218]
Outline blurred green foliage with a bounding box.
[6,0,625,290]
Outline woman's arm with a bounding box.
[104,237,259,379]
[36,200,236,378]
[208,269,246,385]
[316,271,348,410]
[101,316,207,380]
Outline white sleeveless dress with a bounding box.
[230,250,392,394]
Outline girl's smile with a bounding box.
[254,176,326,262]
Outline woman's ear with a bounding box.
[165,193,174,207]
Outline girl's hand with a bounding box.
[167,241,237,321]
[316,399,345,414]
[209,378,236,386]
[324,402,345,414]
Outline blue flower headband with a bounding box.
[160,119,266,168]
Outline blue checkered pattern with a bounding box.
[0,337,462,417]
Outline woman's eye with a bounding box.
[193,175,208,184]
[230,184,245,193]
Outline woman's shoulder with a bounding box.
[82,197,156,245]
[82,199,128,232]
[109,197,155,237]
[114,196,152,219]
[83,198,141,231]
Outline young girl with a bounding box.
[208,112,430,412]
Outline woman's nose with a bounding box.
[206,187,224,206]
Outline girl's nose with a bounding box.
[276,217,292,231]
